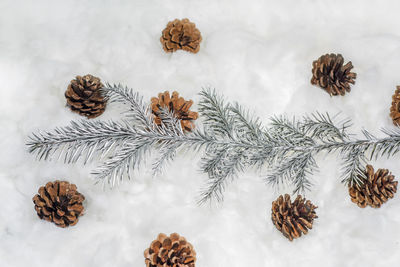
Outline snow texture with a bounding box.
[1,0,400,266]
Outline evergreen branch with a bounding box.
[270,115,314,146]
[267,151,315,192]
[102,83,154,129]
[27,120,137,164]
[367,128,400,159]
[229,102,264,142]
[92,140,153,186]
[93,107,188,185]
[199,87,233,138]
[199,147,247,204]
[152,142,182,177]
[201,146,230,175]
[293,153,317,193]
[301,112,350,142]
[340,146,367,186]
[27,85,400,203]
[151,108,185,176]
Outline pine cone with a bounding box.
[144,233,196,267]
[65,74,106,118]
[311,53,356,96]
[32,180,85,228]
[271,194,318,241]
[160,18,202,53]
[390,86,400,126]
[349,165,398,208]
[151,91,198,132]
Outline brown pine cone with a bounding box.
[144,233,196,267]
[311,53,356,96]
[160,18,202,53]
[271,194,318,241]
[151,91,198,132]
[32,180,85,228]
[390,86,400,126]
[65,74,106,118]
[349,165,398,208]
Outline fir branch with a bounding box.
[27,85,400,203]
[27,120,137,164]
[152,142,182,177]
[293,153,317,193]
[229,102,263,142]
[199,145,248,203]
[199,87,233,138]
[267,151,316,192]
[92,139,153,186]
[92,106,188,185]
[151,108,185,176]
[102,83,154,129]
[368,128,400,159]
[301,112,350,142]
[199,147,247,204]
[340,145,367,186]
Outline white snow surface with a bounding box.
[1,0,400,266]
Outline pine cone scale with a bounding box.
[181,100,193,112]
[40,187,53,207]
[282,223,293,240]
[56,209,65,217]
[296,220,308,234]
[171,33,182,44]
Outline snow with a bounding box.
[1,0,400,266]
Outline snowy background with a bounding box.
[1,0,400,266]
